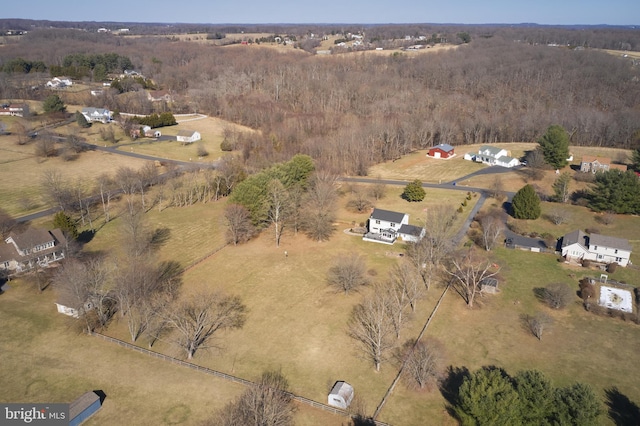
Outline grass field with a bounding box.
[0,129,153,217]
[3,127,640,425]
[113,116,252,162]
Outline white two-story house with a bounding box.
[364,208,425,245]
[561,230,632,267]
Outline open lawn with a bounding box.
[0,130,153,217]
[382,247,640,426]
[368,150,485,183]
[84,186,477,424]
[113,116,253,162]
[0,280,245,425]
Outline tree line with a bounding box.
[1,26,638,175]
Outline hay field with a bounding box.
[0,281,245,425]
[0,129,153,217]
[114,116,254,162]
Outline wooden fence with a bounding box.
[89,332,390,425]
[372,285,450,420]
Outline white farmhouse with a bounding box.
[561,230,632,267]
[81,107,112,124]
[176,130,201,144]
[466,145,520,168]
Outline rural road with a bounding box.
[18,141,518,248]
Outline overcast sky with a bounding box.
[4,0,639,25]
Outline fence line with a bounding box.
[372,284,450,420]
[89,332,390,425]
[183,243,228,272]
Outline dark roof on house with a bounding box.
[590,233,632,251]
[0,244,15,263]
[8,228,54,251]
[431,143,454,152]
[370,208,406,224]
[561,230,589,249]
[398,224,424,237]
[177,130,198,137]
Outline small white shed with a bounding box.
[328,381,354,409]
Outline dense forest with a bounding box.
[1,23,639,174]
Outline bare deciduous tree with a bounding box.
[399,338,445,390]
[267,179,290,247]
[445,249,499,309]
[525,312,553,341]
[41,169,74,211]
[301,172,337,242]
[369,177,387,201]
[212,370,295,426]
[389,261,424,313]
[163,291,246,359]
[489,176,505,200]
[346,185,373,213]
[479,210,506,251]
[53,256,115,331]
[224,204,255,245]
[96,173,116,223]
[406,206,456,289]
[326,253,368,294]
[548,206,572,225]
[542,282,574,309]
[349,292,395,371]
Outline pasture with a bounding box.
[2,132,640,424]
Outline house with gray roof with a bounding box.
[1,228,67,273]
[81,107,112,124]
[561,230,632,267]
[363,208,424,245]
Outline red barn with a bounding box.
[428,143,455,159]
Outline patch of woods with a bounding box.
[442,366,603,425]
[1,26,639,175]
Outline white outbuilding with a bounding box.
[327,381,354,409]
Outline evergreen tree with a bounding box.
[538,125,570,169]
[512,184,541,219]
[402,180,426,202]
[455,368,521,425]
[589,170,640,214]
[52,211,78,240]
[631,148,640,172]
[42,94,66,114]
[514,370,554,425]
[551,383,602,426]
[75,111,91,128]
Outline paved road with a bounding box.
[447,164,524,185]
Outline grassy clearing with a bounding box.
[367,150,484,183]
[0,132,153,217]
[380,247,640,425]
[0,280,245,425]
[113,116,253,162]
[88,186,472,423]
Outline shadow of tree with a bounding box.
[150,227,171,251]
[77,229,95,244]
[439,365,471,419]
[533,287,547,303]
[605,386,640,426]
